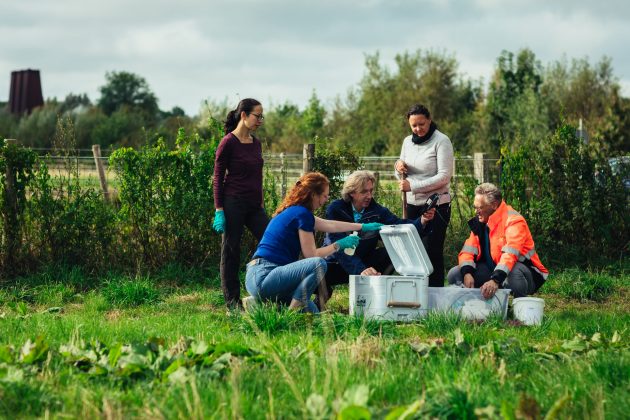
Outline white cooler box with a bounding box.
[349,224,433,322]
[428,286,511,320]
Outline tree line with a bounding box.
[1,48,628,158]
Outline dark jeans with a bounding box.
[221,196,269,308]
[406,202,451,287]
[315,247,392,310]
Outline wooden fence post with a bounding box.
[473,152,488,184]
[373,171,380,196]
[3,139,18,272]
[452,157,457,179]
[303,143,315,175]
[280,152,287,198]
[92,145,109,202]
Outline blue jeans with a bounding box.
[245,257,327,313]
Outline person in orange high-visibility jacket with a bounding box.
[447,183,548,299]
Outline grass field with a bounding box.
[0,266,628,419]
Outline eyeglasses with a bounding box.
[249,113,264,121]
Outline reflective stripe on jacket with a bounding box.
[458,201,548,280]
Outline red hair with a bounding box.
[273,172,329,216]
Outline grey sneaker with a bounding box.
[242,296,259,312]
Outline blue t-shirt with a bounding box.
[255,205,315,265]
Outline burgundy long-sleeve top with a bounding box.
[213,133,264,209]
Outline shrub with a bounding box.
[242,302,305,334]
[312,136,362,206]
[499,124,629,266]
[102,276,161,307]
[25,117,116,271]
[0,139,38,274]
[109,125,219,269]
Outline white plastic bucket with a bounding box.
[513,297,545,325]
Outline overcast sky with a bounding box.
[2,0,629,116]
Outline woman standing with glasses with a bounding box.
[395,103,454,287]
[213,98,269,310]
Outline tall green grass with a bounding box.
[0,268,628,419]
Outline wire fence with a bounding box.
[33,148,501,186]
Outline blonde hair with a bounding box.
[474,182,502,205]
[341,170,376,202]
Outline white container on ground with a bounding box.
[428,286,511,320]
[512,297,545,325]
[349,224,432,322]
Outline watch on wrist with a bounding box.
[333,242,340,252]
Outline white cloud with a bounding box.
[114,21,213,58]
[1,0,629,115]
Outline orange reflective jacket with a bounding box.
[458,201,548,281]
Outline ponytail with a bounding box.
[223,98,262,133]
[224,110,239,133]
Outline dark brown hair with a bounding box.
[406,103,431,120]
[224,98,261,132]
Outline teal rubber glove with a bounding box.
[213,210,225,233]
[361,222,384,232]
[335,235,360,251]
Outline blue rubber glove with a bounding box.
[335,235,360,251]
[361,222,384,232]
[213,210,225,233]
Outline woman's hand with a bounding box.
[361,223,384,232]
[399,179,411,192]
[335,235,360,250]
[395,160,408,174]
[213,210,225,233]
[420,208,436,225]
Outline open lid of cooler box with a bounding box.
[379,224,433,276]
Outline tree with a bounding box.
[476,49,547,154]
[299,91,326,141]
[97,71,159,120]
[256,98,327,153]
[326,50,480,155]
[59,93,91,114]
[541,56,628,155]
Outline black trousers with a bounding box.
[315,247,392,310]
[220,196,269,308]
[406,202,451,287]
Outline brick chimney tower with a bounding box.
[8,69,44,114]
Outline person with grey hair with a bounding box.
[316,170,435,309]
[447,183,549,299]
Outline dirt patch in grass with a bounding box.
[62,303,85,313]
[170,293,201,304]
[543,286,630,313]
[106,310,123,321]
[329,336,385,367]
